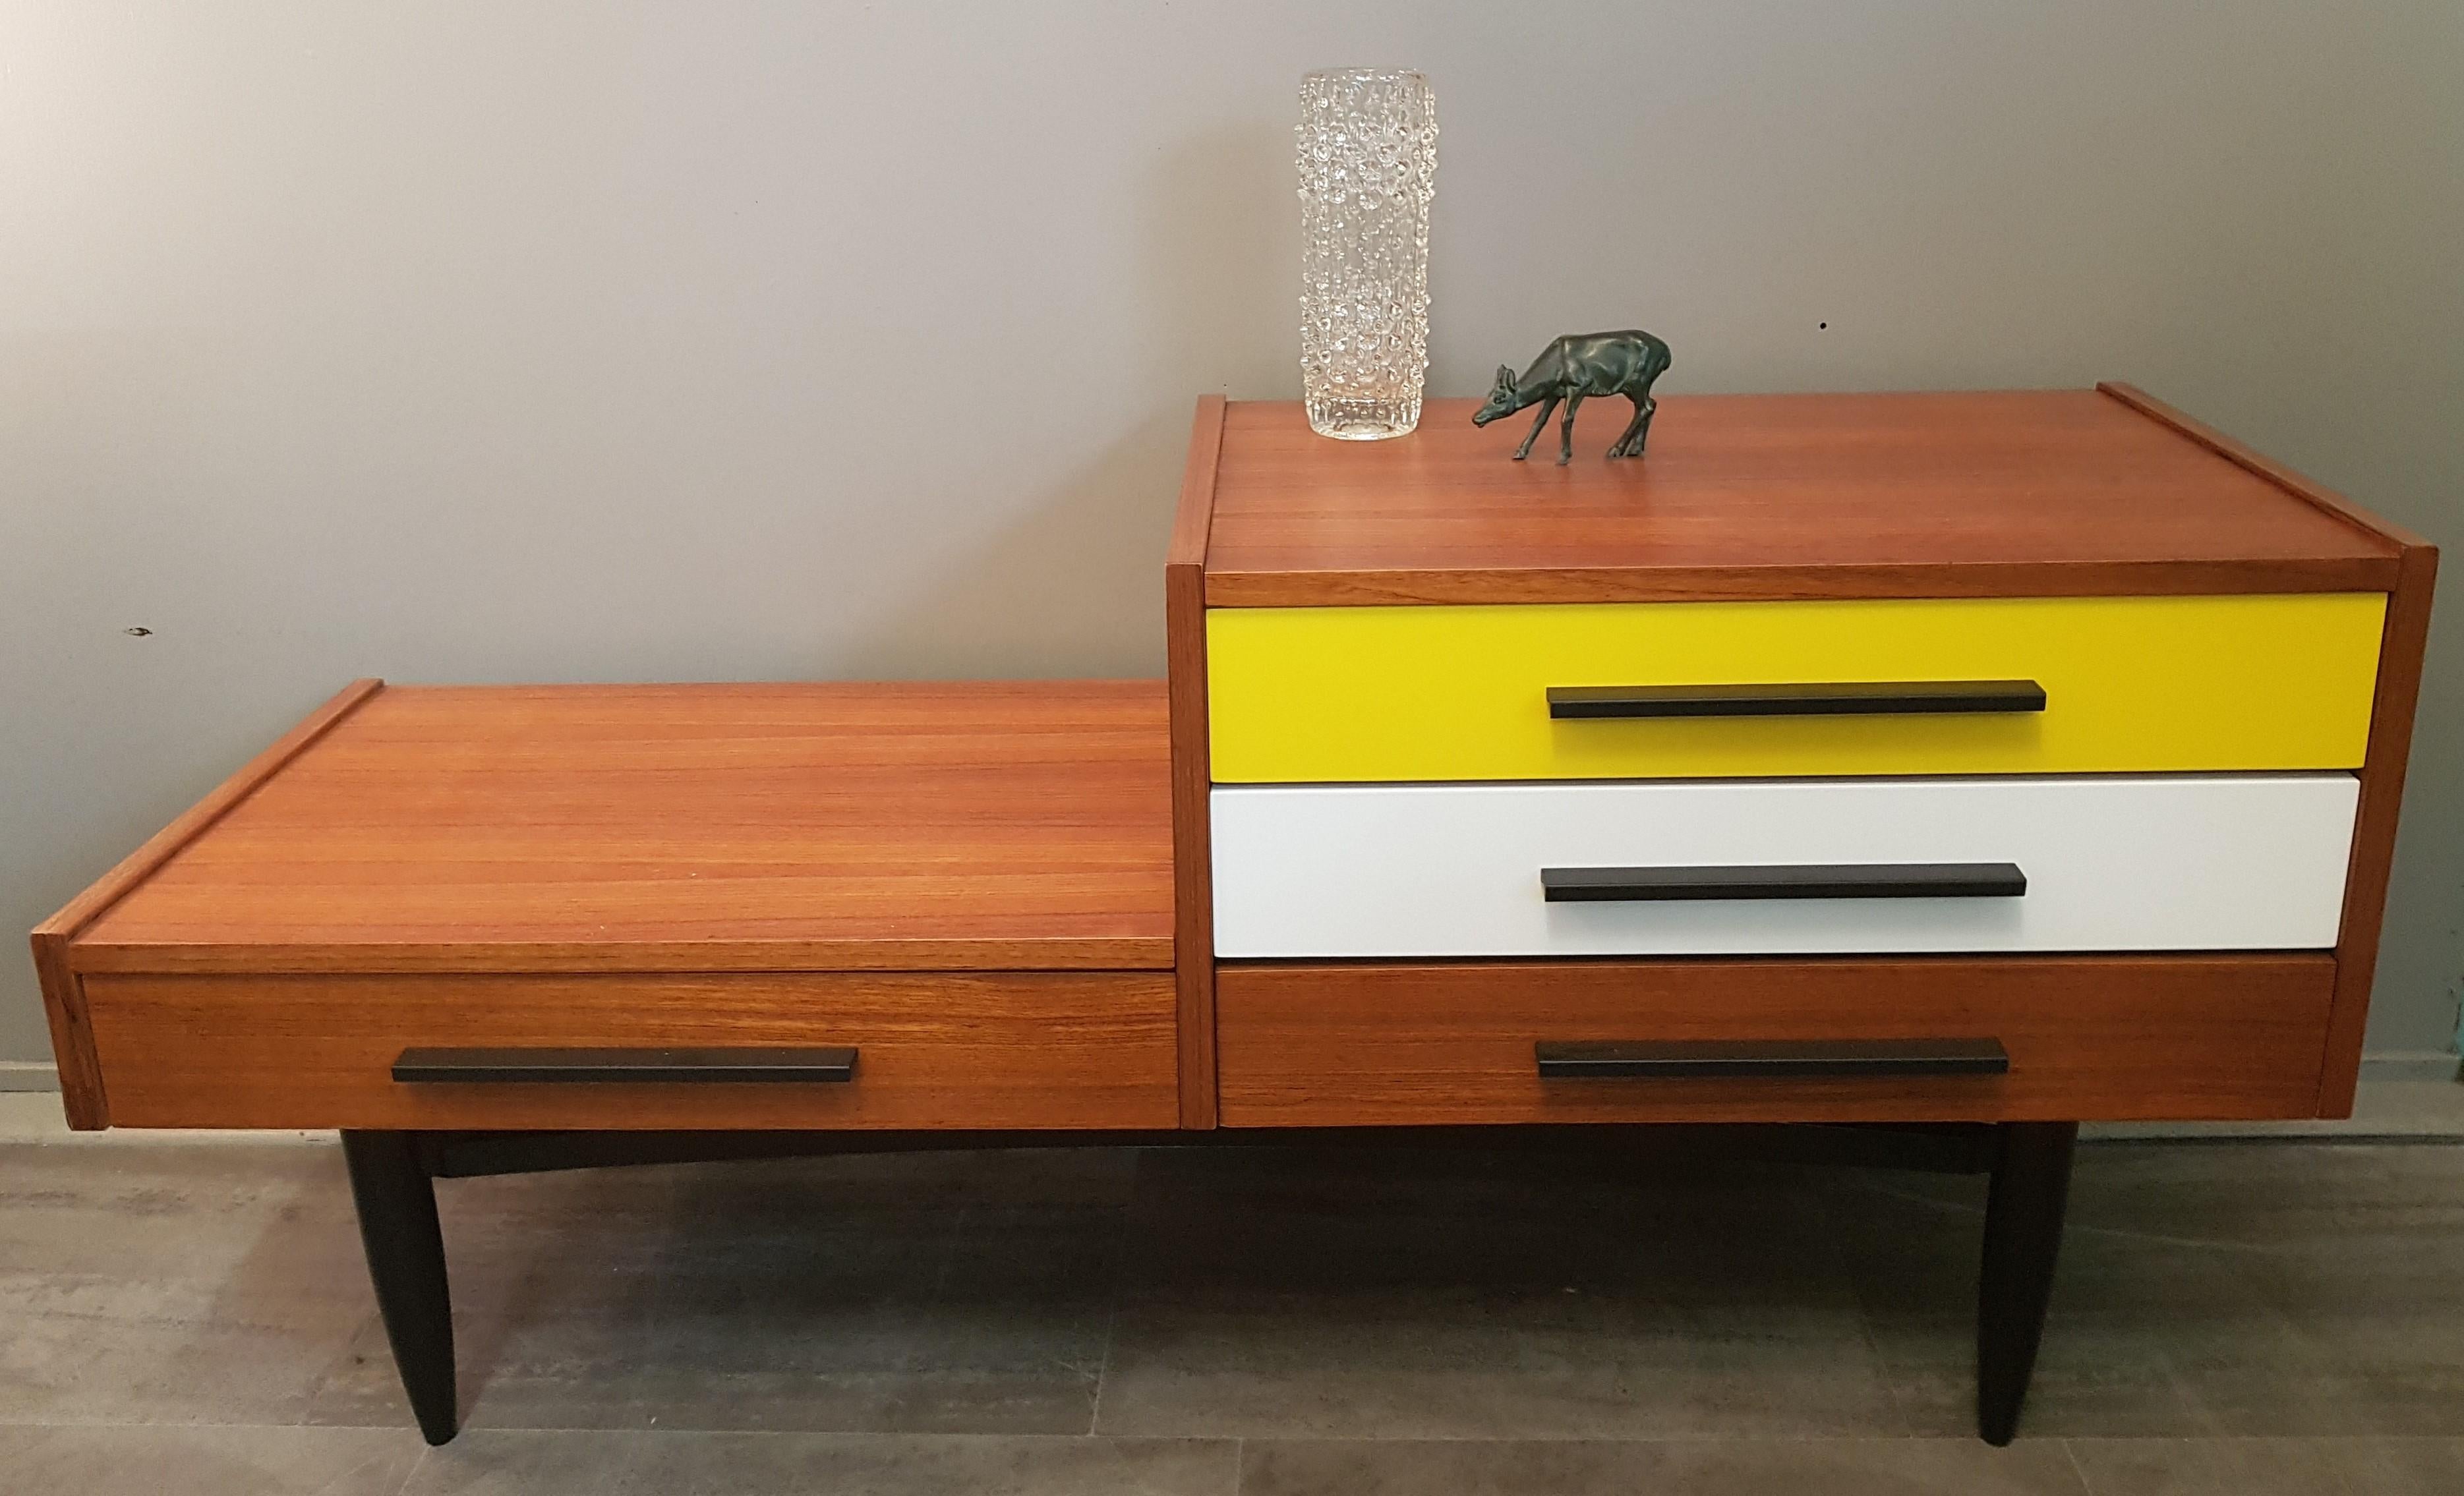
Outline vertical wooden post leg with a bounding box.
[341,1131,459,1445]
[1976,1120,2077,1445]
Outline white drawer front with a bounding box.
[1211,776,2357,958]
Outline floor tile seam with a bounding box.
[0,1415,409,1431]
[1086,1161,1145,1437]
[1808,1172,1931,1440]
[432,1427,1239,1443]
[1828,1178,1989,1223]
[385,1426,2059,1446]
[2057,1223,2314,1255]
[2084,1136,2464,1150]
[2057,1437,2096,1493]
[1086,1286,1124,1435]
[11,1420,2318,1450]
[390,1443,428,1496]
[1085,1431,2067,1445]
[1839,1287,1933,1439]
[2062,1434,2464,1445]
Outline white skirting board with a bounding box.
[1212,774,2359,959]
[0,1060,63,1092]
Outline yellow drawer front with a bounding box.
[1207,594,2384,783]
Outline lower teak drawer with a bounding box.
[1214,956,2341,1125]
[80,971,1179,1130]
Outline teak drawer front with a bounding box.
[1211,776,2358,959]
[1215,956,2341,1124]
[80,971,1178,1130]
[1206,594,2384,783]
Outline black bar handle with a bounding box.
[1536,1038,2010,1079]
[392,1047,858,1085]
[1542,862,2026,902]
[1547,680,2047,719]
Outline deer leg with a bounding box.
[1558,394,1586,465]
[1512,395,1560,461]
[1608,402,1646,458]
[1612,394,1657,457]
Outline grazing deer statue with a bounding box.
[1472,330,1672,463]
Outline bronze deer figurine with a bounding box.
[1473,330,1672,463]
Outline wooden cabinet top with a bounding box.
[1182,385,2415,606]
[44,680,1175,977]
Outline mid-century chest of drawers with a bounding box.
[1165,386,2435,1133]
[32,382,2436,1449]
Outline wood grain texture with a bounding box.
[83,970,1177,1130]
[29,677,385,1128]
[2098,383,2436,551]
[70,681,1173,975]
[1200,393,2402,606]
[1167,395,1226,1127]
[2317,542,2441,1114]
[1215,956,2339,1125]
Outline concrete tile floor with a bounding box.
[1,1124,2461,1493]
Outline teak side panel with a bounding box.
[26,939,103,1131]
[1167,395,1227,1127]
[84,971,1179,1131]
[1200,393,2403,607]
[2318,544,2440,1113]
[1215,957,2337,1126]
[73,681,1175,976]
[29,678,386,1128]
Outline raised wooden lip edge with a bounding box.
[30,677,388,1128]
[1198,383,2411,607]
[2094,384,2439,1118]
[67,938,1177,977]
[1202,555,2402,608]
[2097,384,2433,552]
[1168,393,1227,1127]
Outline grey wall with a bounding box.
[5,1,2458,1072]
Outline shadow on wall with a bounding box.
[840,123,1293,681]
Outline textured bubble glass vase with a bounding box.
[1297,69,1437,440]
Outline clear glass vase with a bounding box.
[1297,69,1437,440]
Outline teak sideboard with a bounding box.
[34,386,2436,1449]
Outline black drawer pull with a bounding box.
[392,1047,858,1085]
[1546,680,2047,719]
[1541,862,2026,902]
[1536,1038,2010,1079]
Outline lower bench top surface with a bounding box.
[67,680,1177,975]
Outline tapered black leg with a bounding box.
[1976,1120,2076,1445]
[341,1130,458,1445]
